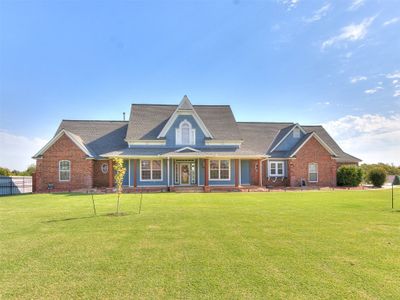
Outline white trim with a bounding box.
[128,140,166,146]
[157,96,213,139]
[101,162,109,174]
[175,146,200,153]
[268,161,285,177]
[59,160,71,182]
[175,119,196,145]
[270,124,306,152]
[290,132,337,157]
[33,129,93,158]
[209,159,231,181]
[205,140,243,146]
[139,159,163,182]
[308,163,318,182]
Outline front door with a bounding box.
[180,163,190,185]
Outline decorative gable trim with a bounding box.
[128,140,166,146]
[175,147,200,153]
[32,129,93,159]
[157,95,213,139]
[290,132,337,157]
[270,123,306,152]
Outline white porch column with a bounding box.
[167,158,170,187]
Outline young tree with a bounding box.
[113,158,126,215]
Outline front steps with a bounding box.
[172,186,204,193]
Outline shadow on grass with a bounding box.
[44,212,132,223]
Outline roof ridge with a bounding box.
[62,119,128,123]
[238,121,294,124]
[131,103,231,107]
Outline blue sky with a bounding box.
[0,0,399,170]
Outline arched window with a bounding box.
[176,120,195,145]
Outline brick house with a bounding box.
[33,96,360,192]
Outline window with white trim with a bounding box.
[209,159,230,180]
[59,160,71,181]
[308,163,318,182]
[176,120,195,145]
[141,159,162,181]
[268,161,285,177]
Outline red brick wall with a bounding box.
[288,136,337,187]
[35,134,94,192]
[93,160,110,187]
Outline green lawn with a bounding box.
[1,190,399,299]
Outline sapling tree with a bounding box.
[113,158,126,215]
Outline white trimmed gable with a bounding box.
[157,95,213,139]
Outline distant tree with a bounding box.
[25,164,36,176]
[337,165,363,187]
[113,158,126,215]
[367,168,386,188]
[0,167,12,176]
[361,163,400,183]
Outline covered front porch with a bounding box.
[105,156,267,192]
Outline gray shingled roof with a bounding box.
[126,104,242,141]
[56,120,128,158]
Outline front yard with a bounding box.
[1,190,399,299]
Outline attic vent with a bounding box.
[293,128,300,138]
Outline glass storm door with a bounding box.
[180,164,190,185]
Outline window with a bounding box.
[293,128,300,138]
[268,161,284,177]
[176,120,195,145]
[59,160,71,181]
[209,159,230,180]
[101,163,109,174]
[308,163,318,182]
[141,159,162,181]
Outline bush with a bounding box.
[337,165,363,187]
[393,175,400,185]
[367,168,386,188]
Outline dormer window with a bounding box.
[176,120,195,145]
[293,128,300,138]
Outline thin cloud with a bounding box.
[348,0,365,11]
[386,71,400,79]
[383,17,399,26]
[279,0,300,10]
[303,3,331,23]
[323,113,400,164]
[322,17,375,50]
[350,76,367,83]
[364,86,383,94]
[394,90,400,97]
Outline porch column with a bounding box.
[108,159,113,188]
[258,159,262,187]
[133,159,137,190]
[235,159,239,187]
[204,158,209,191]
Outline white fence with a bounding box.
[0,176,33,196]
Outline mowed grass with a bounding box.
[1,190,400,299]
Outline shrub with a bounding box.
[337,165,363,187]
[393,175,400,185]
[367,168,386,188]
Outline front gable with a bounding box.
[164,115,207,146]
[271,124,306,152]
[157,95,213,140]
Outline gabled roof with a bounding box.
[157,96,213,138]
[288,132,337,157]
[269,123,306,152]
[33,129,94,159]
[33,120,129,159]
[125,100,242,142]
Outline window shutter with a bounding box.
[176,128,181,145]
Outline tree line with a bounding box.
[0,164,36,176]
